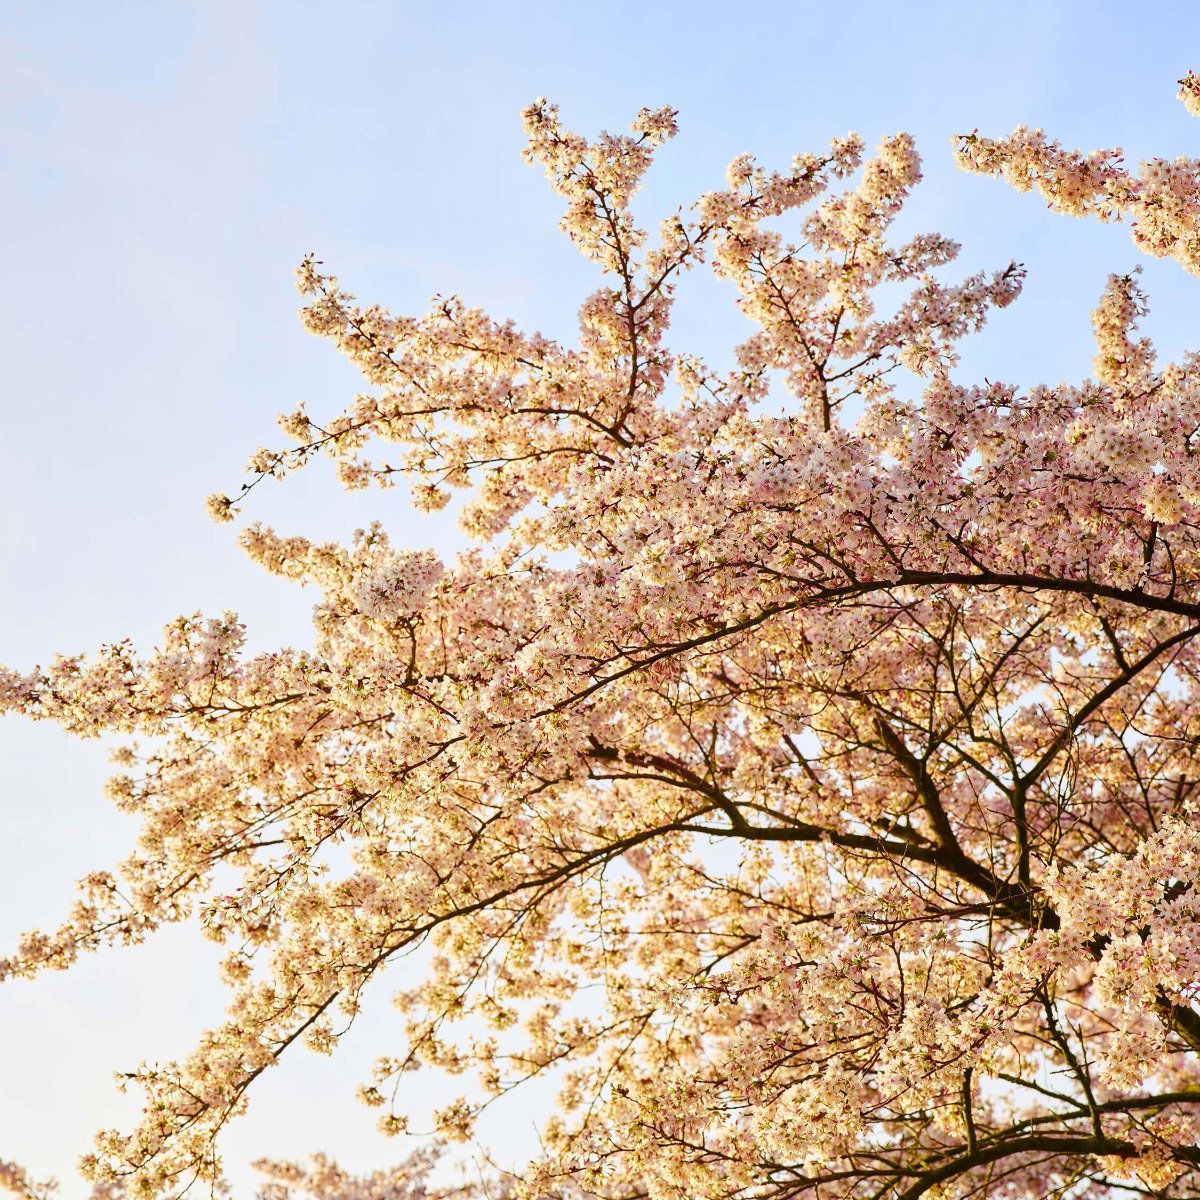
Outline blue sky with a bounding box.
[2,1,1198,1192]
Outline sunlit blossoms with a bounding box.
[956,78,1200,276]
[1180,70,1200,118]
[353,548,444,621]
[5,75,1200,1200]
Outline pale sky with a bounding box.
[2,1,1198,1193]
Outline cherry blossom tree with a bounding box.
[5,72,1200,1200]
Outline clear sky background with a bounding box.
[2,1,1199,1193]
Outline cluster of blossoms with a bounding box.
[5,76,1200,1200]
[353,548,444,621]
[0,1162,54,1200]
[1180,70,1200,118]
[956,85,1200,276]
[0,1152,477,1200]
